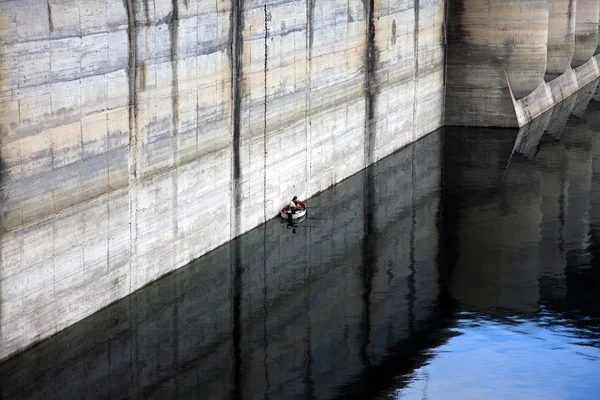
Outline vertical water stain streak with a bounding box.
[170,0,180,237]
[364,0,379,166]
[230,0,244,236]
[412,0,420,141]
[123,2,139,392]
[123,0,138,181]
[307,0,315,55]
[46,0,54,33]
[142,0,150,24]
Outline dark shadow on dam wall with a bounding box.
[0,131,459,399]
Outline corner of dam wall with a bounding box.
[0,0,445,360]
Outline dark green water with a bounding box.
[2,84,600,399]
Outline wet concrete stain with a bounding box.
[230,0,245,235]
[567,0,575,40]
[123,0,138,178]
[445,0,467,45]
[139,61,147,90]
[391,20,397,46]
[412,0,420,138]
[364,0,379,166]
[46,1,54,33]
[307,0,315,58]
[142,0,151,24]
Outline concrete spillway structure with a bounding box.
[445,0,550,127]
[3,0,600,363]
[445,0,600,128]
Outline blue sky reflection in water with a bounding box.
[2,83,600,399]
[388,313,600,400]
[386,83,600,400]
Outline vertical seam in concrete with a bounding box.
[124,0,138,295]
[170,0,180,245]
[230,0,244,238]
[195,1,200,157]
[264,6,269,223]
[305,0,314,197]
[364,0,378,166]
[412,0,420,142]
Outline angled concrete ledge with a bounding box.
[514,56,600,127]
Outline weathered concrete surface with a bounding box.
[545,0,576,81]
[571,0,600,67]
[0,0,445,361]
[0,132,445,399]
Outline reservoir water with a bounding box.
[2,84,600,399]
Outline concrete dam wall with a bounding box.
[0,0,445,361]
[445,0,600,127]
[2,0,600,362]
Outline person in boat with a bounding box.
[289,196,300,213]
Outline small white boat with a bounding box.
[280,200,307,219]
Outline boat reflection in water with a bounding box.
[283,214,306,234]
[2,82,600,399]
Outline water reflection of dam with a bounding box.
[0,132,454,399]
[444,80,600,318]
